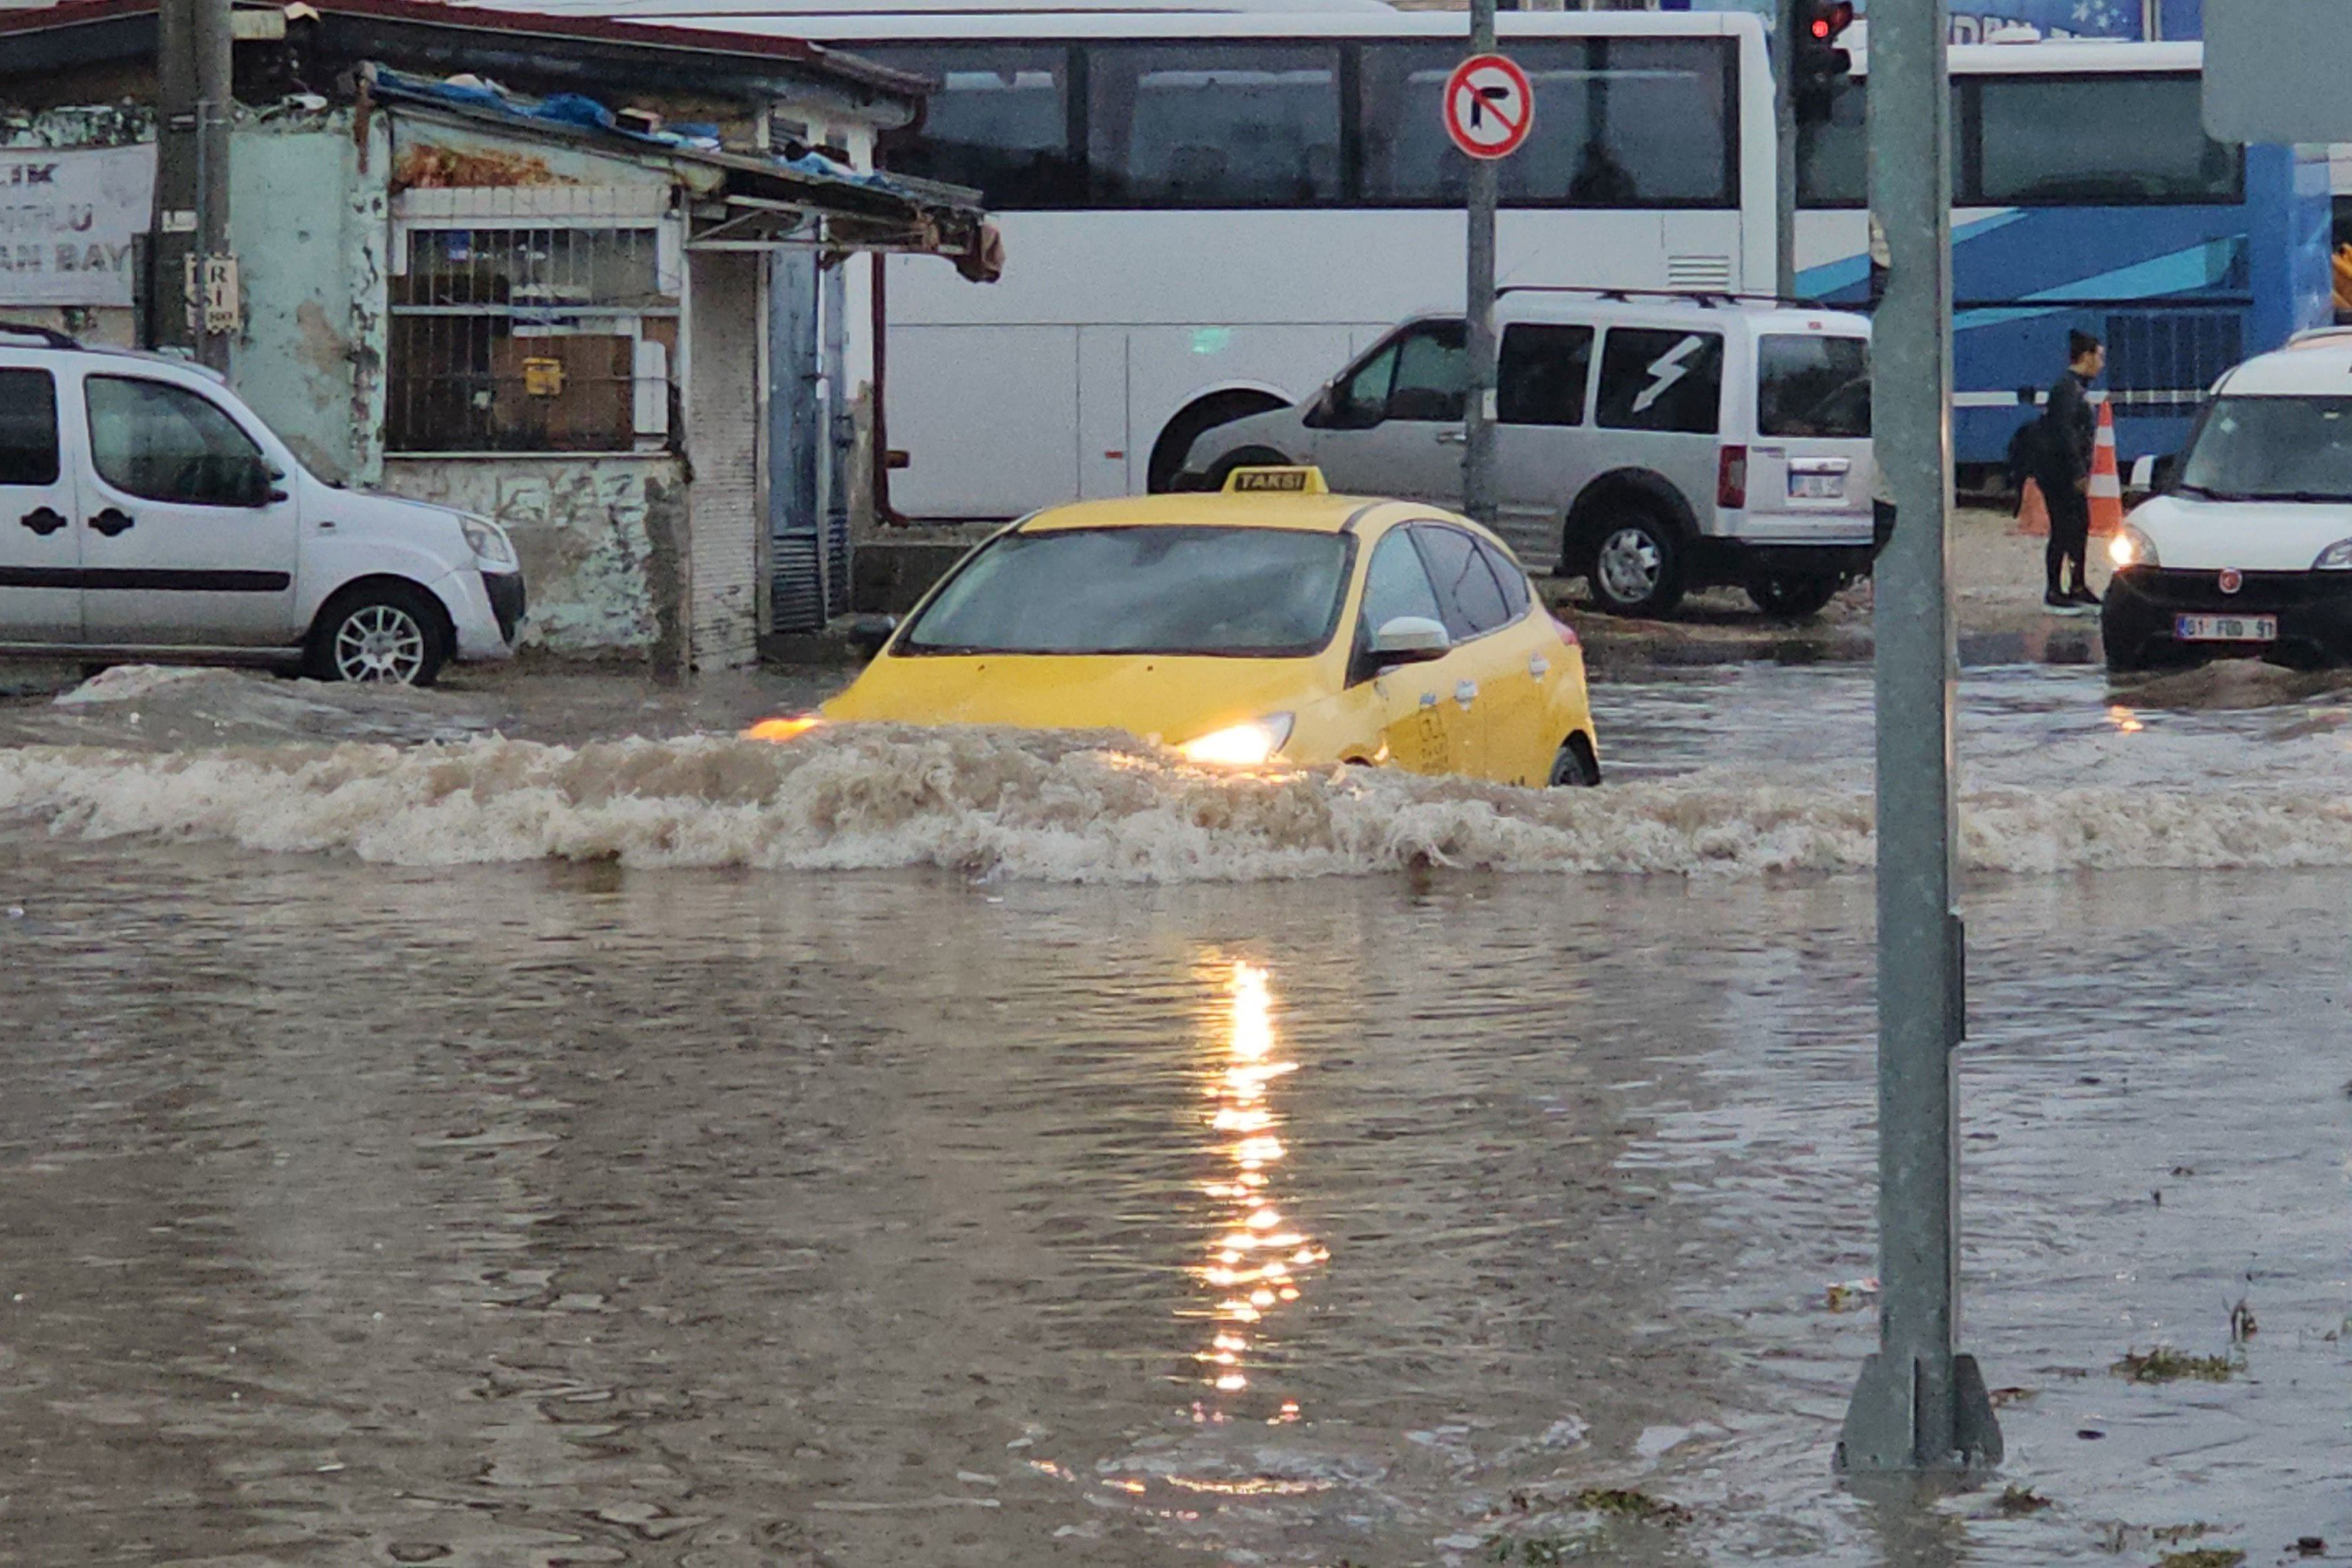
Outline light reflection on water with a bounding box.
[1186,959,1324,1421]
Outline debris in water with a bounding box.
[1993,1483,2053,1516]
[1824,1276,1879,1312]
[1570,1488,1693,1527]
[2112,1347,2237,1383]
[2156,1551,2244,1568]
[2229,1296,2258,1344]
[2295,1539,2327,1558]
[1986,1386,2037,1408]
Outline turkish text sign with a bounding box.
[0,145,156,308]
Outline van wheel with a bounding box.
[1547,733,1600,787]
[1585,508,1684,618]
[307,583,449,687]
[1746,573,1844,620]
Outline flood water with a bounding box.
[1,661,2350,1565]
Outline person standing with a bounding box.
[2038,330,2105,612]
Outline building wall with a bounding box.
[684,249,764,669]
[377,456,690,664]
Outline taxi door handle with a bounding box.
[1420,691,1439,709]
[1529,654,1550,679]
[1435,429,1468,446]
[1455,680,1478,708]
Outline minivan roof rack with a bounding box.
[0,322,79,349]
[1496,284,1828,309]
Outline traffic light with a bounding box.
[1792,0,1856,126]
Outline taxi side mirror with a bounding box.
[846,613,897,659]
[1370,615,1450,664]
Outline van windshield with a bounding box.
[901,525,1352,656]
[1757,335,1869,439]
[2179,396,2352,502]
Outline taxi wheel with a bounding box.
[1746,574,1844,620]
[1585,510,1684,618]
[1547,734,1601,788]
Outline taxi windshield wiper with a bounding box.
[2243,489,2352,504]
[2174,482,2244,500]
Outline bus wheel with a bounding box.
[1148,391,1290,493]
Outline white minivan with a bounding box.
[1182,291,1881,619]
[0,324,521,685]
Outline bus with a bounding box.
[1794,40,2333,479]
[504,2,1779,519]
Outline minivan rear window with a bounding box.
[1757,335,1869,439]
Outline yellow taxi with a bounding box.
[746,468,1600,786]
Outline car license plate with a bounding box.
[1788,471,1845,501]
[2174,613,2277,643]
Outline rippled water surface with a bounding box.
[1,663,2350,1564]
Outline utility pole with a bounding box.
[1835,0,2002,1477]
[152,0,197,354]
[1461,0,1499,527]
[194,0,233,372]
[151,0,233,367]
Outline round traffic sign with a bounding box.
[1443,53,1535,161]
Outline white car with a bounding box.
[0,324,521,685]
[2106,329,2352,673]
[1180,290,1883,620]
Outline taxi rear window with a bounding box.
[903,525,1353,657]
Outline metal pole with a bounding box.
[152,0,198,354]
[1836,0,2001,1477]
[1773,6,1797,298]
[193,0,233,373]
[1461,0,1499,526]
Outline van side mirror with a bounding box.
[2150,453,2180,494]
[1370,615,1450,664]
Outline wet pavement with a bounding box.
[1,655,2350,1565]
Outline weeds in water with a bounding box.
[1487,1535,1578,1566]
[2112,1347,2237,1383]
[1570,1488,1693,1526]
[1993,1484,2053,1516]
[2156,1550,2244,1568]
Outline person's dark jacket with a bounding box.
[2037,369,2096,489]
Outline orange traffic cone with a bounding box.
[2087,399,2124,538]
[2014,476,2050,538]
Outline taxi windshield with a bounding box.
[2179,395,2352,503]
[901,525,1352,657]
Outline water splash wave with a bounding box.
[0,725,2345,881]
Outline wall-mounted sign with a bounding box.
[0,144,156,308]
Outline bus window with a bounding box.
[1087,43,1344,207]
[1970,75,2239,205]
[864,45,1079,210]
[1358,38,1735,208]
[1794,80,1960,209]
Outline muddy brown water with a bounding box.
[1,664,2349,1564]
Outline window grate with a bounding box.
[2103,309,2241,414]
[387,225,679,454]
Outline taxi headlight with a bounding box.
[2314,538,2352,571]
[2109,524,2158,570]
[1177,714,1294,767]
[462,515,517,570]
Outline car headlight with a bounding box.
[2109,524,2158,570]
[2315,539,2352,571]
[1177,713,1294,767]
[462,515,517,570]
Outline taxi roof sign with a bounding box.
[1222,465,1329,495]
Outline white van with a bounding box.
[2106,328,2352,672]
[1182,290,1881,618]
[0,324,522,686]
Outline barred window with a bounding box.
[387,222,680,454]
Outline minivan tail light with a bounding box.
[1717,445,1748,510]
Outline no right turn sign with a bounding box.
[1443,54,1535,162]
